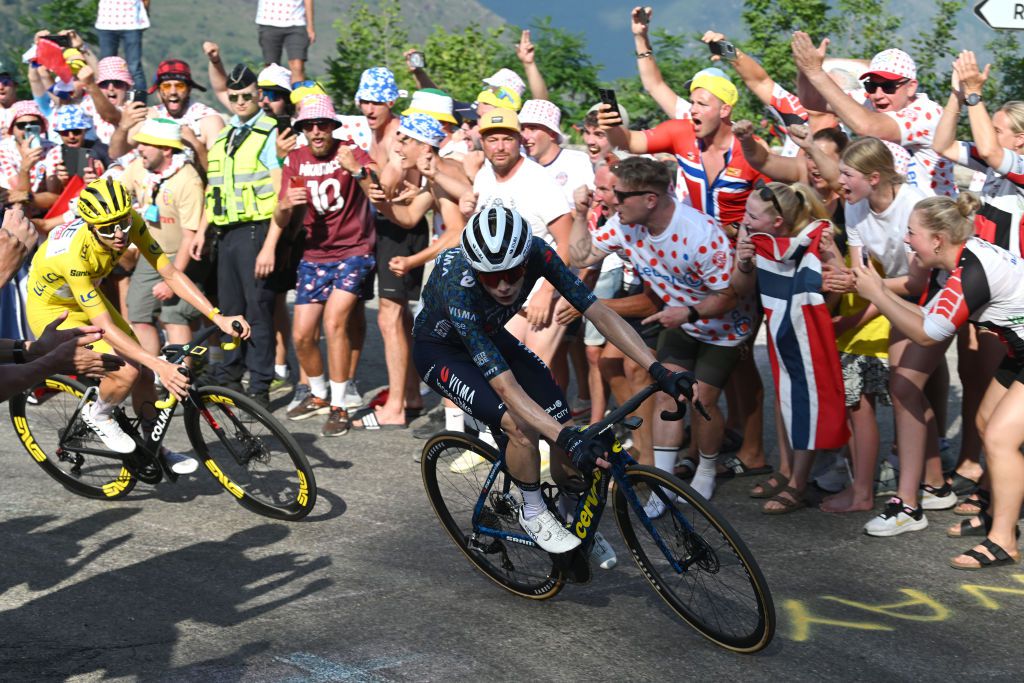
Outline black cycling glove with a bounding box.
[556,425,604,473]
[649,361,696,400]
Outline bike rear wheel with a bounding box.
[8,375,136,500]
[184,386,316,520]
[613,465,775,652]
[421,432,564,599]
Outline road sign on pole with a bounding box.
[975,0,1024,30]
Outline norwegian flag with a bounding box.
[750,220,849,450]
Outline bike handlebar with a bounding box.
[580,378,710,443]
[153,323,245,409]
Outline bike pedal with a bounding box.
[553,547,592,585]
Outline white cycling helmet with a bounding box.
[461,205,532,272]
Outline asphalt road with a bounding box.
[1,308,1022,682]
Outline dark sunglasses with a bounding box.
[228,92,256,103]
[478,265,526,288]
[0,76,15,86]
[58,128,85,136]
[92,215,132,238]
[13,120,41,130]
[297,118,337,132]
[260,89,285,102]
[613,187,656,203]
[754,179,783,216]
[863,78,909,95]
[98,79,129,89]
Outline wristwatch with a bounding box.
[12,339,26,364]
[351,167,367,180]
[687,306,700,324]
[965,93,983,107]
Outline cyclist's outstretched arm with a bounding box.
[154,259,251,339]
[583,301,657,372]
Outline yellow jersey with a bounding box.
[27,210,169,313]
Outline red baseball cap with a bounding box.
[149,59,207,94]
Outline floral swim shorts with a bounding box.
[295,255,376,305]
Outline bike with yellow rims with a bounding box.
[8,322,317,520]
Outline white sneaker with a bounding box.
[162,448,199,475]
[449,450,487,473]
[343,381,363,409]
[519,508,581,554]
[81,406,136,454]
[864,497,928,537]
[590,531,617,569]
[643,490,678,519]
[920,482,957,510]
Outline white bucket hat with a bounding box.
[518,99,566,144]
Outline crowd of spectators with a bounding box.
[1,3,1022,572]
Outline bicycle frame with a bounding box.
[469,382,704,574]
[54,324,234,484]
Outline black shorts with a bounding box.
[617,277,660,349]
[656,326,741,389]
[413,329,573,447]
[257,24,310,63]
[993,352,1023,388]
[375,215,429,301]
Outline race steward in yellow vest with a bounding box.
[27,210,168,354]
[205,113,278,225]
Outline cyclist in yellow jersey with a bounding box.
[26,178,251,473]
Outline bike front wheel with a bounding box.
[421,432,564,600]
[613,465,775,652]
[9,376,136,500]
[184,386,317,520]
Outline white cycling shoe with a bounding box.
[519,508,581,554]
[162,448,199,475]
[81,407,136,454]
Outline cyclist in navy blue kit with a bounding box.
[413,206,697,553]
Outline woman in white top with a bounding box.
[829,137,956,537]
[932,50,1024,504]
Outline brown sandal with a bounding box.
[750,474,788,499]
[762,486,807,515]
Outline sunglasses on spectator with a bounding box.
[296,119,337,132]
[99,80,129,89]
[159,81,188,94]
[58,128,85,136]
[477,265,526,288]
[260,89,285,102]
[91,215,132,238]
[291,80,316,90]
[13,120,41,130]
[863,78,910,95]
[754,179,783,216]
[228,92,256,103]
[612,187,657,202]
[0,76,15,86]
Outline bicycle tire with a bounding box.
[421,432,564,600]
[8,375,136,500]
[613,465,775,652]
[184,386,317,520]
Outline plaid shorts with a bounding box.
[295,255,376,305]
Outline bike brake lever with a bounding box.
[693,399,712,421]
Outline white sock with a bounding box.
[308,374,328,400]
[274,364,288,378]
[654,446,677,474]
[444,407,464,432]
[329,380,349,408]
[520,485,546,519]
[91,396,115,419]
[691,451,718,500]
[478,428,497,448]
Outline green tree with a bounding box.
[829,0,901,59]
[325,0,413,114]
[984,30,1024,104]
[911,0,966,100]
[420,23,514,102]
[19,0,99,43]
[739,0,832,92]
[526,17,602,124]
